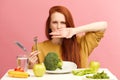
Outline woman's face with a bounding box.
[50,12,66,32]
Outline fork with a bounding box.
[33,36,40,63]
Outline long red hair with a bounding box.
[45,6,81,68]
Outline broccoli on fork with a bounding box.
[44,52,63,71]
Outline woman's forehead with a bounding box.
[50,12,65,21]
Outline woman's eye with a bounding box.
[61,22,66,24]
[52,21,57,24]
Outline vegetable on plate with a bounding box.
[44,52,63,71]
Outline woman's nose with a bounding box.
[57,24,61,29]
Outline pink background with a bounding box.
[0,0,120,79]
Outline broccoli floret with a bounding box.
[43,52,63,71]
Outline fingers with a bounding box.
[49,31,60,36]
[49,29,65,37]
[29,56,38,64]
[29,51,39,57]
[50,28,73,39]
[49,29,69,38]
[29,51,40,64]
[51,35,64,38]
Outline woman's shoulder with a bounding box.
[76,31,104,43]
[77,31,104,38]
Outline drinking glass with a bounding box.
[17,55,28,71]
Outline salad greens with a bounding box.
[86,71,109,79]
[72,69,109,79]
[72,68,95,76]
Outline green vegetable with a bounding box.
[44,52,63,71]
[72,68,95,76]
[86,71,110,79]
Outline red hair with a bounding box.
[45,6,81,68]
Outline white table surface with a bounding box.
[1,68,118,80]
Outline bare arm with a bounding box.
[73,21,107,35]
[50,21,107,38]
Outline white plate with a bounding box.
[46,61,77,74]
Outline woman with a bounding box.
[29,5,107,68]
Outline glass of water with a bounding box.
[17,55,28,71]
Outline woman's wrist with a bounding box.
[72,27,79,35]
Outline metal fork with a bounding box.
[33,36,40,63]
